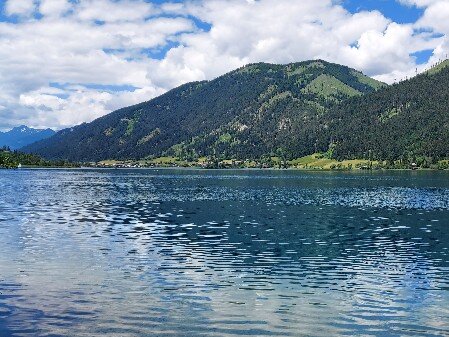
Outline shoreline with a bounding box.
[11,165,449,172]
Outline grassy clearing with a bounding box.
[146,156,181,164]
[351,70,386,90]
[426,60,449,76]
[289,153,374,170]
[98,160,120,165]
[302,74,361,99]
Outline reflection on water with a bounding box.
[1,169,449,336]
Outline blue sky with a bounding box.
[343,0,424,24]
[0,0,448,130]
[342,0,441,64]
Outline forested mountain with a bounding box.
[327,60,449,163]
[22,60,384,162]
[0,126,55,150]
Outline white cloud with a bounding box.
[148,0,437,86]
[0,0,448,130]
[397,0,446,7]
[404,0,449,75]
[5,0,36,16]
[39,0,72,17]
[0,1,195,129]
[75,0,156,22]
[20,88,112,128]
[418,1,449,32]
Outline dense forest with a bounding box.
[327,62,449,165]
[22,60,383,162]
[0,147,77,168]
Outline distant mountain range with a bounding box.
[22,59,449,164]
[0,126,55,150]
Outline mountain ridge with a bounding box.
[23,59,385,162]
[0,125,55,150]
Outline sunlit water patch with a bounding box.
[1,169,449,336]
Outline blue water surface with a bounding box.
[0,168,449,336]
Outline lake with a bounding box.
[1,168,449,337]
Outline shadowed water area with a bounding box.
[0,168,449,337]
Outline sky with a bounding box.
[0,0,448,131]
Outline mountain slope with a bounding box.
[0,126,55,150]
[328,64,449,162]
[23,60,384,161]
[425,59,449,76]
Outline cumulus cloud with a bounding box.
[0,0,195,129]
[418,1,449,33]
[75,0,156,23]
[148,0,440,85]
[0,0,448,130]
[39,0,72,17]
[411,1,449,68]
[5,0,36,16]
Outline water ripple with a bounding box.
[0,169,449,336]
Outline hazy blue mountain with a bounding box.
[0,126,56,150]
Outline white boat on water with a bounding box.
[17,163,22,168]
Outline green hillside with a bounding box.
[328,64,449,164]
[23,60,384,162]
[425,59,449,75]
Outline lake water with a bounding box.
[1,169,449,337]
